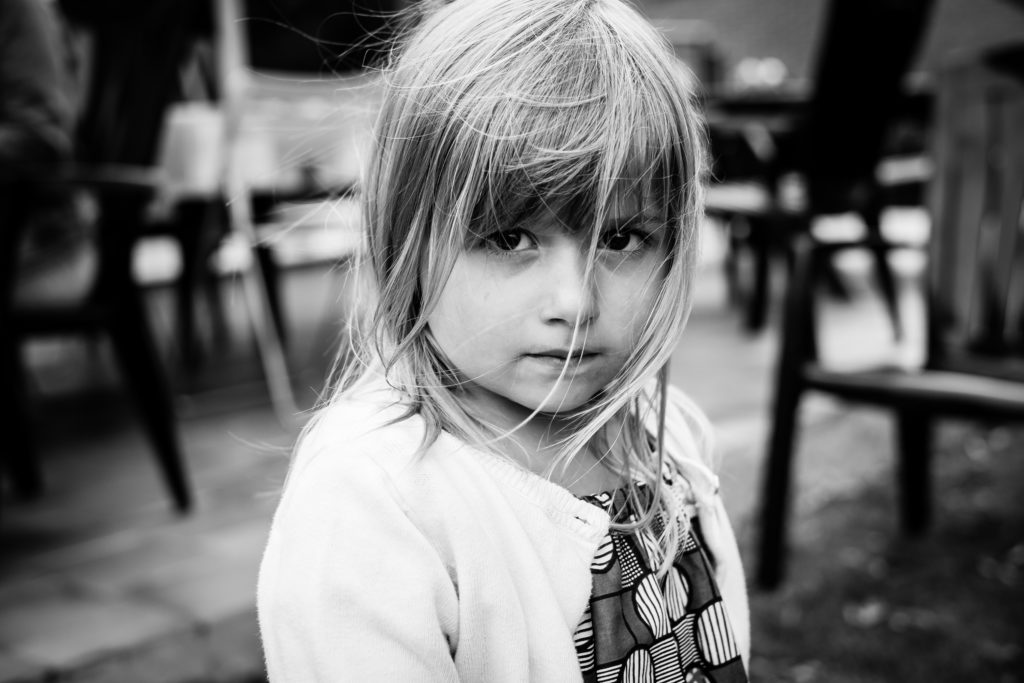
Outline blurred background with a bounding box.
[1,0,1022,681]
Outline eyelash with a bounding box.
[477,227,656,257]
[600,227,653,252]
[481,228,534,254]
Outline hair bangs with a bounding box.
[411,1,696,244]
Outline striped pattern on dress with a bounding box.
[696,601,740,666]
[575,604,595,671]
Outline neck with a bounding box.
[459,388,627,495]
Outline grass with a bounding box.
[746,424,1024,682]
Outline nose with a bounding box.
[540,242,598,327]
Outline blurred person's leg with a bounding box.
[13,185,97,307]
[0,183,44,499]
[2,0,94,308]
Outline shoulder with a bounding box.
[281,385,503,528]
[292,386,434,479]
[258,396,463,680]
[266,391,460,569]
[272,390,441,528]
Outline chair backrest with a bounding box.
[54,0,206,296]
[926,54,1024,380]
[240,0,400,74]
[61,0,205,166]
[214,0,384,209]
[804,0,934,208]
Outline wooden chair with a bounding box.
[1,0,203,512]
[755,53,1024,589]
[184,0,390,425]
[705,0,934,333]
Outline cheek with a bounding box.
[444,263,526,322]
[427,263,509,349]
[610,267,663,324]
[429,285,474,346]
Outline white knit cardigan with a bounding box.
[258,382,750,681]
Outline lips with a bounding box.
[525,349,599,363]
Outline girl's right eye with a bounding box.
[484,229,533,252]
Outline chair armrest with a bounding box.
[808,237,919,256]
[49,163,164,199]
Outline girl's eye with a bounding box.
[485,229,533,252]
[599,228,645,253]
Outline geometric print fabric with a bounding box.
[574,473,747,683]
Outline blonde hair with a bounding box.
[321,0,711,573]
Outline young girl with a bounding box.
[257,0,750,680]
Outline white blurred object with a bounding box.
[876,154,933,187]
[132,236,182,286]
[157,102,225,199]
[734,56,789,90]
[260,197,364,268]
[880,206,930,245]
[757,57,788,88]
[734,58,761,88]
[811,213,867,242]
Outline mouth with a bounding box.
[524,349,600,363]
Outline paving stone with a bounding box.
[203,610,265,682]
[51,611,264,683]
[196,517,272,560]
[61,629,210,683]
[0,575,67,609]
[19,525,170,579]
[140,554,259,626]
[0,594,186,671]
[0,650,45,683]
[64,535,210,598]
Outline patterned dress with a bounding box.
[574,473,748,683]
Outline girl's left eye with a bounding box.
[599,228,646,252]
[484,229,534,252]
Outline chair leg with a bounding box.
[202,250,230,350]
[109,294,193,513]
[175,199,229,369]
[820,255,851,301]
[721,215,743,306]
[896,409,931,535]
[255,243,286,346]
[864,209,902,341]
[175,204,203,370]
[871,241,901,340]
[746,217,772,332]
[1,339,45,500]
[203,202,231,350]
[240,247,300,427]
[756,381,804,589]
[1,186,45,501]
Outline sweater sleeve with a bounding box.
[258,442,461,682]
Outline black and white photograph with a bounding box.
[2,0,1022,681]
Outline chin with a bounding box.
[526,389,599,415]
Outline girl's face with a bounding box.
[426,197,668,425]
